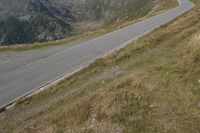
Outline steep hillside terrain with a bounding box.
[0,0,199,133]
[0,0,166,45]
[0,0,73,45]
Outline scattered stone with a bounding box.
[6,102,15,110]
[149,103,157,108]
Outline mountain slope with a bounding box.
[0,0,158,45]
[0,0,73,45]
[1,0,199,133]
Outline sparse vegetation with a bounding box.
[1,0,200,133]
[155,0,178,11]
[0,0,178,51]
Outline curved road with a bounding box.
[0,0,194,108]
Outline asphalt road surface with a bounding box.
[0,0,194,107]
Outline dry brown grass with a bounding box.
[156,0,178,11]
[0,31,103,52]
[0,1,199,133]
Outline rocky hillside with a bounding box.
[0,0,155,45]
[0,0,73,45]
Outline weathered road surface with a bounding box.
[0,0,194,107]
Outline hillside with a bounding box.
[0,0,73,45]
[0,0,168,45]
[0,0,199,133]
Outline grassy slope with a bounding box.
[1,0,200,133]
[0,0,177,52]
